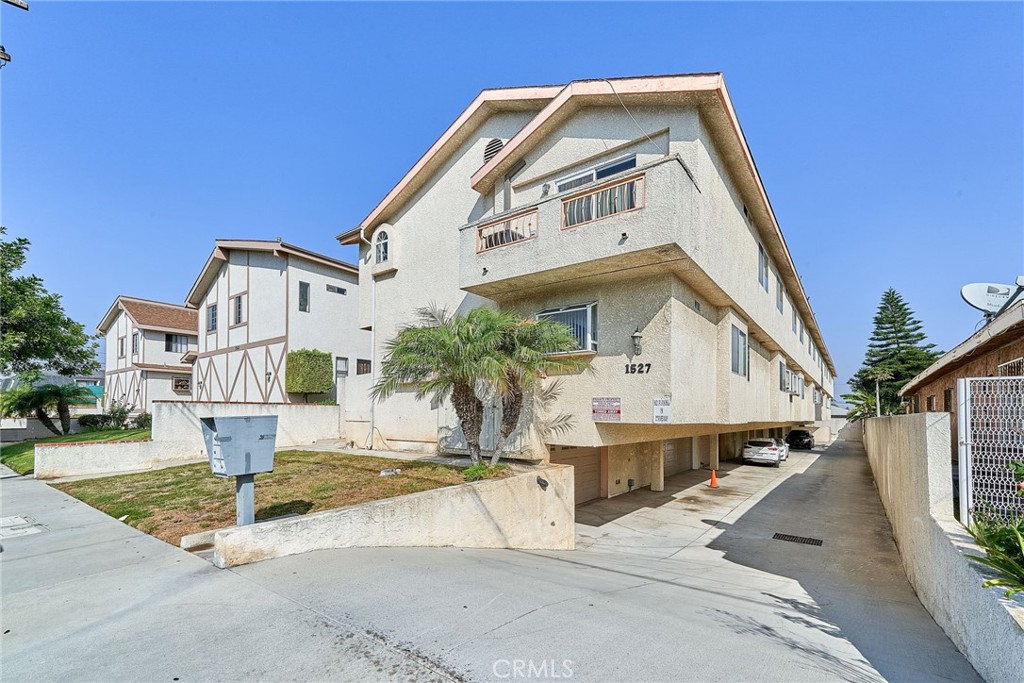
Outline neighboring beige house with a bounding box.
[184,239,371,412]
[338,73,836,503]
[97,296,198,413]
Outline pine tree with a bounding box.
[849,288,942,414]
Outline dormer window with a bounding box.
[375,230,389,264]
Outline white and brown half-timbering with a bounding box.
[184,239,370,408]
[97,297,199,413]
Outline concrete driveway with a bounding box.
[3,440,981,682]
[232,440,979,682]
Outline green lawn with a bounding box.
[56,451,470,544]
[0,429,151,475]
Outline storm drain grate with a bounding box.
[772,533,823,547]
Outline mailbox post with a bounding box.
[200,415,278,526]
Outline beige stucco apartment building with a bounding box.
[184,240,371,414]
[338,73,836,503]
[97,296,199,413]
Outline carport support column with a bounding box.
[691,436,701,470]
[652,444,665,492]
[710,434,720,470]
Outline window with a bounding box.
[537,302,598,352]
[792,307,797,334]
[912,394,921,413]
[926,395,935,412]
[776,275,783,313]
[780,361,788,391]
[131,332,139,355]
[172,376,191,393]
[118,337,125,358]
[555,155,637,193]
[799,321,805,344]
[731,325,748,377]
[335,357,349,377]
[233,295,244,325]
[758,244,769,292]
[356,359,372,375]
[944,388,953,412]
[298,281,310,312]
[206,304,218,332]
[326,284,347,295]
[375,230,389,264]
[561,176,643,228]
[165,334,189,353]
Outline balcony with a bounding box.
[460,158,695,299]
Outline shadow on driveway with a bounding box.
[705,439,981,683]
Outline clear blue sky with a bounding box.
[2,2,1022,394]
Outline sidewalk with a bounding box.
[0,465,457,682]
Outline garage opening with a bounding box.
[549,446,601,504]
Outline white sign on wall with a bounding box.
[592,397,621,422]
[653,396,672,424]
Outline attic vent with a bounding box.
[483,138,504,163]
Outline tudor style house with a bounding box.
[97,296,198,413]
[184,239,371,412]
[337,73,836,503]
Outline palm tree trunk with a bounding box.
[34,408,61,436]
[56,399,72,434]
[451,383,485,464]
[491,381,524,465]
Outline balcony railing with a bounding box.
[561,174,645,229]
[477,209,538,253]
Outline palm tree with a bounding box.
[372,306,589,464]
[0,383,96,435]
[864,366,894,417]
[840,389,877,423]
[489,317,591,464]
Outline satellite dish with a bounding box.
[961,282,1017,314]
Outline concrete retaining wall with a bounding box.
[864,414,1024,683]
[34,402,345,479]
[212,464,575,568]
[151,401,344,451]
[34,440,199,479]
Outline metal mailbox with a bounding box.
[200,415,278,477]
[200,415,278,526]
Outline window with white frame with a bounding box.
[375,230,389,264]
[131,332,139,355]
[555,155,637,193]
[537,303,598,352]
[792,307,797,334]
[731,325,748,377]
[118,337,125,358]
[799,320,805,344]
[232,295,244,325]
[299,281,310,313]
[206,304,218,332]
[758,244,769,292]
[776,275,783,313]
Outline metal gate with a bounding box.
[958,376,1024,526]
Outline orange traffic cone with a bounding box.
[709,469,719,489]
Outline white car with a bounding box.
[742,439,783,467]
[772,438,790,461]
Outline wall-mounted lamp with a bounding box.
[621,232,628,241]
[482,267,488,276]
[631,327,643,355]
[0,46,11,70]
[265,371,272,383]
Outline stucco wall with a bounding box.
[34,402,345,479]
[211,464,575,567]
[151,401,344,452]
[863,414,1024,683]
[34,439,198,479]
[1,417,81,442]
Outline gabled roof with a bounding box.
[900,300,1024,396]
[185,239,359,308]
[97,296,198,335]
[337,72,836,376]
[336,84,563,245]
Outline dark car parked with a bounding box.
[786,429,815,450]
